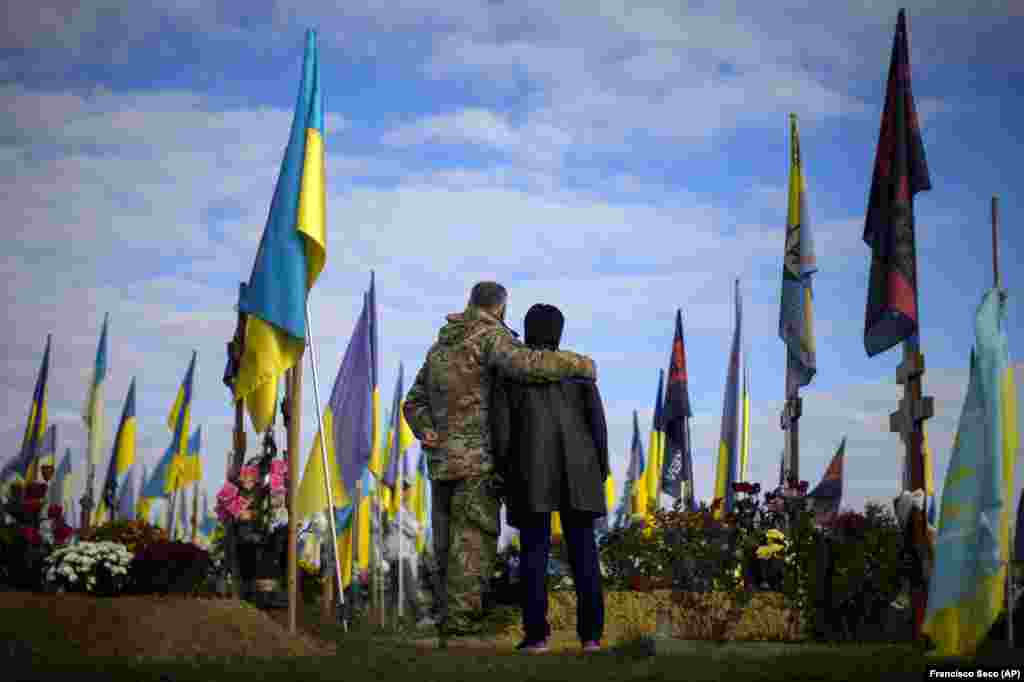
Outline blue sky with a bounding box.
[2,2,1023,536]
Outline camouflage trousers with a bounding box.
[431,475,501,636]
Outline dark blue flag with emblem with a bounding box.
[808,437,846,518]
[863,9,931,357]
[661,309,694,509]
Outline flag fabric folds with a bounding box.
[29,424,58,484]
[646,370,664,514]
[382,362,416,516]
[661,310,694,508]
[116,467,136,521]
[235,29,327,433]
[923,288,1018,656]
[863,9,931,357]
[102,378,137,512]
[7,335,51,482]
[808,437,846,518]
[142,443,179,499]
[296,290,372,516]
[739,362,751,482]
[83,315,108,472]
[355,468,372,571]
[780,114,817,392]
[49,448,73,508]
[167,353,196,492]
[714,280,743,515]
[367,272,383,478]
[182,426,202,486]
[627,410,646,518]
[413,449,429,553]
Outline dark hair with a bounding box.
[468,282,508,309]
[524,304,564,350]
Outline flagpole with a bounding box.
[285,361,303,635]
[304,301,347,630]
[991,194,1014,649]
[225,282,249,600]
[191,479,199,544]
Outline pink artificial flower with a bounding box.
[270,473,286,494]
[217,481,239,503]
[53,524,73,545]
[226,495,250,518]
[270,460,287,479]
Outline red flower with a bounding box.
[23,499,44,515]
[47,504,63,520]
[25,483,48,500]
[54,524,73,545]
[19,527,42,545]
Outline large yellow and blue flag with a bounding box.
[295,293,374,518]
[355,467,373,572]
[714,280,743,515]
[83,315,108,473]
[923,288,1018,656]
[235,29,327,434]
[646,370,664,515]
[603,473,616,526]
[779,114,817,394]
[7,335,51,482]
[102,377,137,513]
[167,352,196,492]
[136,460,151,521]
[333,503,356,589]
[142,442,179,499]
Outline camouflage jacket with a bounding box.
[403,305,596,481]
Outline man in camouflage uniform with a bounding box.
[404,282,596,641]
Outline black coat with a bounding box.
[492,376,609,529]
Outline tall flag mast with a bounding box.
[713,279,743,516]
[862,9,933,641]
[779,114,817,484]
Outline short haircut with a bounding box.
[468,281,508,309]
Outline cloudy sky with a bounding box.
[2,1,1022,534]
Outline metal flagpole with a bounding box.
[304,301,347,631]
[991,195,1015,650]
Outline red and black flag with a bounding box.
[808,437,846,518]
[661,309,695,509]
[863,9,931,357]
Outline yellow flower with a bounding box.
[756,542,784,559]
[765,529,785,542]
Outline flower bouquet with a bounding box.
[43,541,133,596]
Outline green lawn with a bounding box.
[14,622,1023,682]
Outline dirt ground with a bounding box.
[0,592,337,660]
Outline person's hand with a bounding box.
[421,429,439,448]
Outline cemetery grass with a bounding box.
[5,594,1021,682]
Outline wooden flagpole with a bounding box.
[191,479,199,544]
[286,363,303,635]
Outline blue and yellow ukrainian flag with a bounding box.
[383,362,417,517]
[714,279,742,516]
[117,466,136,522]
[50,448,73,509]
[183,426,202,486]
[355,468,373,572]
[167,352,196,492]
[923,288,1018,656]
[83,315,108,474]
[646,370,664,515]
[14,335,51,483]
[27,424,57,485]
[235,29,327,434]
[739,362,751,482]
[627,410,646,519]
[102,377,137,514]
[779,114,817,395]
[413,448,429,553]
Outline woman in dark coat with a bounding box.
[492,303,609,653]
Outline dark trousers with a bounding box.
[518,509,604,643]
